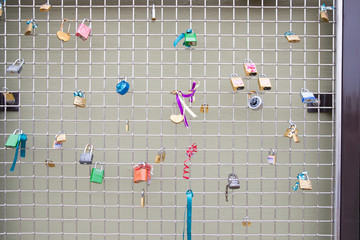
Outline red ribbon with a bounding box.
[183,144,198,179]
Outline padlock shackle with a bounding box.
[81,18,90,25]
[247,90,259,99]
[243,216,251,223]
[269,148,275,155]
[301,171,310,180]
[94,161,104,170]
[2,87,9,93]
[230,73,239,78]
[13,58,25,66]
[12,128,23,135]
[119,75,127,82]
[300,88,309,93]
[258,73,267,78]
[60,18,71,34]
[84,144,94,154]
[243,58,253,64]
[55,130,66,139]
[158,147,165,155]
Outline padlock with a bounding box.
[40,3,52,12]
[141,189,145,207]
[258,74,272,91]
[170,102,184,124]
[79,144,94,164]
[76,18,91,41]
[267,149,276,165]
[55,131,67,143]
[25,21,33,35]
[57,19,72,42]
[7,59,25,74]
[184,29,197,46]
[5,129,22,148]
[285,31,300,43]
[284,121,295,138]
[45,159,55,167]
[321,11,329,22]
[2,87,16,105]
[242,216,251,227]
[247,91,263,110]
[151,4,156,21]
[116,75,130,95]
[299,172,312,190]
[73,90,86,108]
[90,162,105,184]
[230,73,244,91]
[243,59,257,77]
[0,2,3,17]
[126,120,130,132]
[53,140,62,149]
[200,104,209,113]
[300,88,317,103]
[155,147,166,163]
[225,173,240,202]
[291,126,300,143]
[320,4,333,22]
[134,168,148,183]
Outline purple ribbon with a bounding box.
[176,82,197,128]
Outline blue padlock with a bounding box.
[300,88,317,103]
[116,76,130,95]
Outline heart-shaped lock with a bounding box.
[116,75,130,95]
[170,102,184,124]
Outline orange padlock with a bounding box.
[134,168,148,183]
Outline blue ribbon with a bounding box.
[10,133,27,172]
[26,19,38,28]
[74,91,84,98]
[183,189,193,240]
[173,29,193,47]
[292,172,309,191]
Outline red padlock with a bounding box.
[76,18,91,41]
[133,162,153,183]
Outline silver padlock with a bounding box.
[79,144,94,164]
[247,90,263,110]
[225,173,240,202]
[7,59,25,74]
[300,88,317,103]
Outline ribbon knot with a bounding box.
[173,28,194,47]
[27,19,38,28]
[74,91,84,98]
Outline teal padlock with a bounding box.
[5,129,22,148]
[90,162,104,184]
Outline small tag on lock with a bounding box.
[45,159,55,167]
[292,128,300,143]
[155,148,166,163]
[200,104,209,113]
[53,140,63,149]
[267,149,276,165]
[242,217,251,227]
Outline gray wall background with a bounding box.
[0,0,336,239]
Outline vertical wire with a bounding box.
[202,1,207,240]
[217,0,221,239]
[188,0,193,189]
[131,1,135,240]
[145,0,150,239]
[231,1,236,239]
[17,0,22,238]
[260,1,264,239]
[31,1,36,239]
[174,0,178,236]
[288,1,293,239]
[117,1,121,239]
[245,0,250,238]
[303,1,308,239]
[274,1,279,239]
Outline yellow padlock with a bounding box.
[57,19,72,42]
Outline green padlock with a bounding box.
[90,162,104,184]
[184,31,197,47]
[5,129,22,148]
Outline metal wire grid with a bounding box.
[0,0,336,240]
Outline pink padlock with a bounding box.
[76,18,91,41]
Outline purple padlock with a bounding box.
[116,76,130,95]
[76,18,91,41]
